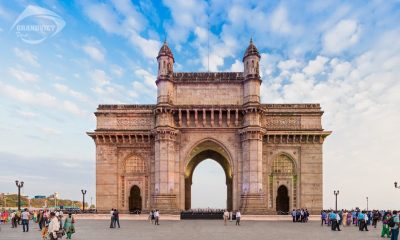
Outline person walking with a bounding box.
[21,208,30,232]
[48,212,60,240]
[391,210,400,240]
[235,210,241,226]
[113,209,120,228]
[333,211,341,231]
[63,213,75,239]
[109,209,115,228]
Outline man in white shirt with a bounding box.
[235,210,241,226]
[48,212,60,240]
[21,208,30,232]
[154,210,160,225]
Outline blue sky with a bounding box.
[0,0,399,209]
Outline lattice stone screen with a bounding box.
[125,156,146,173]
[272,154,294,175]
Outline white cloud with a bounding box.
[269,5,293,34]
[53,83,90,103]
[83,44,105,62]
[323,19,361,54]
[82,1,160,59]
[303,55,328,76]
[134,69,156,89]
[14,48,40,67]
[89,69,110,86]
[0,82,85,116]
[39,127,61,135]
[229,59,243,72]
[16,110,37,118]
[111,64,124,77]
[8,67,39,83]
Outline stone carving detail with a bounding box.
[265,116,300,130]
[124,155,147,174]
[117,117,152,129]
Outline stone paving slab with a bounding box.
[0,219,381,240]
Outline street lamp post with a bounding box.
[81,190,87,213]
[15,180,24,211]
[366,197,369,211]
[334,190,339,211]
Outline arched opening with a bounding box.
[191,159,227,209]
[129,185,142,213]
[185,140,233,211]
[276,185,289,214]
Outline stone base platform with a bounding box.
[74,214,320,221]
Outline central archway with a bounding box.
[184,140,233,211]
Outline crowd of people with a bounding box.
[291,209,310,223]
[0,208,76,239]
[321,209,400,238]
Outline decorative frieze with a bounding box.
[264,116,301,130]
[116,117,153,129]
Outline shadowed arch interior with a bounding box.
[276,185,289,213]
[129,185,142,212]
[185,141,233,211]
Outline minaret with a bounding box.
[153,41,179,213]
[156,41,174,104]
[242,38,261,104]
[240,39,266,214]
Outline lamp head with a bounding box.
[15,180,19,185]
[395,182,398,188]
[21,181,24,187]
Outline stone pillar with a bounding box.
[152,106,179,213]
[239,107,267,214]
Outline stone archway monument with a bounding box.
[88,40,331,214]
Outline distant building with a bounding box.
[88,40,331,214]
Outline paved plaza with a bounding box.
[0,219,381,240]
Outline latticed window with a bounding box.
[272,154,295,175]
[125,156,146,173]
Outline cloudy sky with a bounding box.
[0,0,399,210]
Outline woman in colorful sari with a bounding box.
[346,211,352,226]
[381,212,391,238]
[63,213,75,239]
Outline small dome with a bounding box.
[243,38,260,61]
[157,41,174,61]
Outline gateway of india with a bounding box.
[88,40,331,214]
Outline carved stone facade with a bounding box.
[88,40,331,214]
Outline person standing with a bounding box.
[154,210,160,225]
[381,212,391,238]
[109,209,114,228]
[321,210,327,226]
[223,209,229,226]
[21,208,30,232]
[113,209,120,228]
[235,210,241,226]
[48,212,60,240]
[332,211,341,231]
[63,213,75,239]
[292,209,296,223]
[10,211,16,228]
[391,210,400,240]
